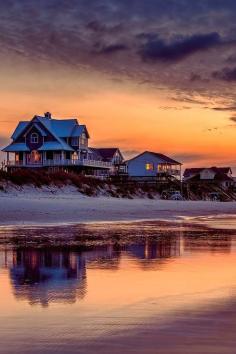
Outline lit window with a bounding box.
[31,133,38,144]
[145,163,154,171]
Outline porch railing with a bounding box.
[157,169,180,176]
[6,159,112,169]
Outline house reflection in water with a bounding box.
[126,236,181,270]
[5,231,232,307]
[183,235,232,254]
[10,249,88,307]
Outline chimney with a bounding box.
[44,112,52,119]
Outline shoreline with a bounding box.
[1,192,236,227]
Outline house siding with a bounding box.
[25,126,44,150]
[15,121,57,149]
[127,152,160,177]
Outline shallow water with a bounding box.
[1,221,236,353]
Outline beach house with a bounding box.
[2,112,118,174]
[126,151,182,180]
[183,167,235,189]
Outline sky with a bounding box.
[1,0,236,168]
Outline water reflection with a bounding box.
[1,222,236,354]
[183,234,232,253]
[0,226,234,307]
[5,246,121,306]
[10,250,86,306]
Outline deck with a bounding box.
[6,159,112,169]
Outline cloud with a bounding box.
[93,43,129,55]
[122,150,141,159]
[1,0,236,107]
[229,115,236,123]
[189,73,210,83]
[0,135,9,163]
[139,32,221,63]
[86,21,123,34]
[0,135,8,148]
[213,66,236,81]
[211,105,236,111]
[173,152,213,163]
[190,73,202,82]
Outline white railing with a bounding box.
[6,159,112,169]
[157,169,180,176]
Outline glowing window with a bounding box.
[31,133,38,144]
[145,163,154,171]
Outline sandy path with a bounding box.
[1,193,236,226]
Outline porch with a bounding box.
[5,158,112,169]
[4,150,112,170]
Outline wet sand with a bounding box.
[77,300,236,354]
[1,220,236,354]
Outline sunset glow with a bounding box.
[1,1,236,168]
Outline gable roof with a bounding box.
[34,116,78,137]
[4,113,89,153]
[11,115,88,141]
[33,116,76,151]
[23,122,48,137]
[184,167,232,178]
[11,121,29,140]
[71,124,90,138]
[127,151,181,165]
[91,148,123,160]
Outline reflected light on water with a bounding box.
[0,222,236,353]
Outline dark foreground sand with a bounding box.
[77,300,236,354]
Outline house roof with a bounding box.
[11,122,29,140]
[91,148,122,160]
[38,142,74,151]
[184,167,232,178]
[186,171,234,183]
[214,173,234,182]
[24,122,48,137]
[127,151,181,165]
[2,143,30,152]
[71,124,90,138]
[35,116,78,137]
[93,148,119,159]
[11,115,88,141]
[3,113,89,153]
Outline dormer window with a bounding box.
[31,133,38,144]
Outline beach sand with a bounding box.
[1,192,236,354]
[1,190,236,226]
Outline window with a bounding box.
[80,133,87,147]
[46,151,53,160]
[65,151,71,160]
[145,163,154,171]
[158,164,169,172]
[71,137,79,146]
[31,133,38,144]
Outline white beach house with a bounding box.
[126,151,182,179]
